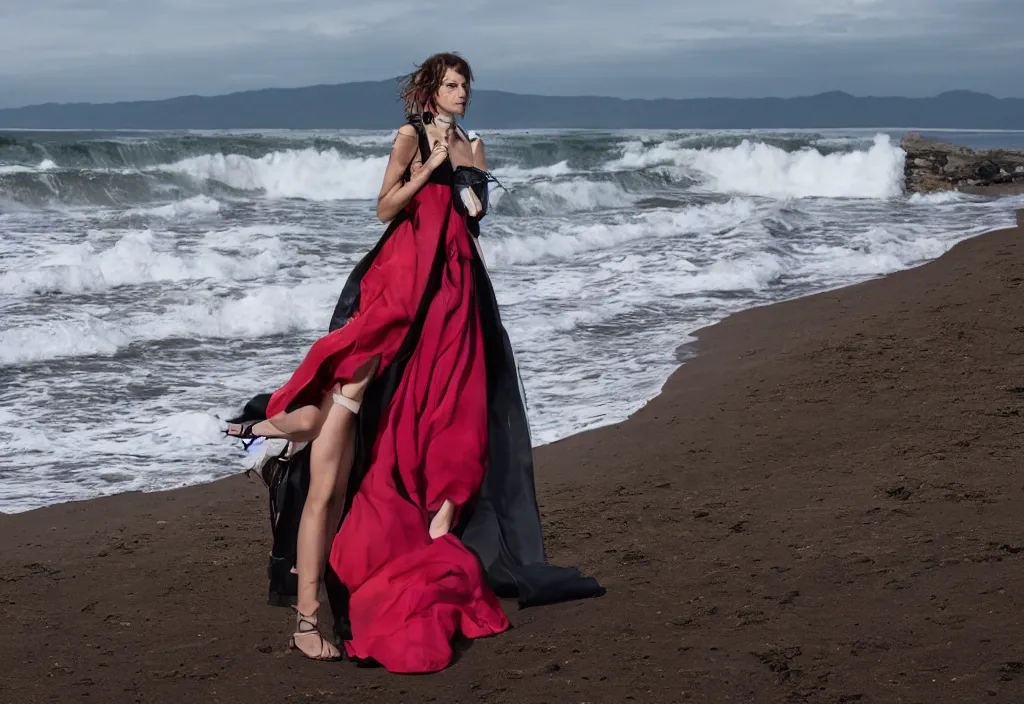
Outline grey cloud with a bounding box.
[0,0,1021,108]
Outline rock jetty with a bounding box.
[901,132,1024,194]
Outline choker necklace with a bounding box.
[433,113,455,126]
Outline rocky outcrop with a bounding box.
[901,133,1024,194]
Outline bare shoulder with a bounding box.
[395,123,418,140]
[389,123,419,160]
[469,132,486,169]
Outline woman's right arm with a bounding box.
[376,125,433,223]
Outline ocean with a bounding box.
[2,127,1023,513]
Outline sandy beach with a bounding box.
[3,210,1024,703]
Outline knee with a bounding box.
[297,408,327,438]
[304,485,333,514]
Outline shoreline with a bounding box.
[3,208,1024,702]
[4,205,1020,519]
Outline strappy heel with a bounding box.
[289,608,343,661]
[223,419,262,450]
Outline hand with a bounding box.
[457,185,482,217]
[424,138,449,171]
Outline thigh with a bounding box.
[308,384,361,497]
[307,386,346,498]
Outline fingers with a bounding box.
[428,140,448,166]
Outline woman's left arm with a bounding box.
[467,134,489,256]
[470,134,486,170]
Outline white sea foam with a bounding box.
[0,159,57,175]
[495,161,574,181]
[508,179,635,215]
[0,229,284,296]
[3,127,1022,513]
[484,198,759,265]
[607,133,905,199]
[0,279,340,366]
[127,195,223,218]
[790,225,955,279]
[160,148,389,200]
[907,191,971,205]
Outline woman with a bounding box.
[226,52,603,673]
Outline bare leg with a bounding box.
[429,499,457,540]
[290,357,378,660]
[225,405,324,443]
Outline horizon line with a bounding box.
[3,126,1024,134]
[0,83,1019,112]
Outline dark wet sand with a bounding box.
[3,211,1024,703]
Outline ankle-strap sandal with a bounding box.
[289,608,344,662]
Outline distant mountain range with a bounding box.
[1,81,1022,130]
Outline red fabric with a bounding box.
[265,182,510,673]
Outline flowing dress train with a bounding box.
[233,114,605,674]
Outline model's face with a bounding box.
[434,68,468,116]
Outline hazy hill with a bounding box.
[1,81,1021,130]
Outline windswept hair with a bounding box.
[398,52,474,115]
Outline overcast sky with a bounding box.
[0,0,1021,108]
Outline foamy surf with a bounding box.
[0,229,286,296]
[2,126,1021,512]
[159,149,390,200]
[126,195,223,219]
[484,198,759,266]
[0,279,342,365]
[607,133,905,199]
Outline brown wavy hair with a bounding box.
[398,52,474,116]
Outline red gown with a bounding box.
[264,166,510,673]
